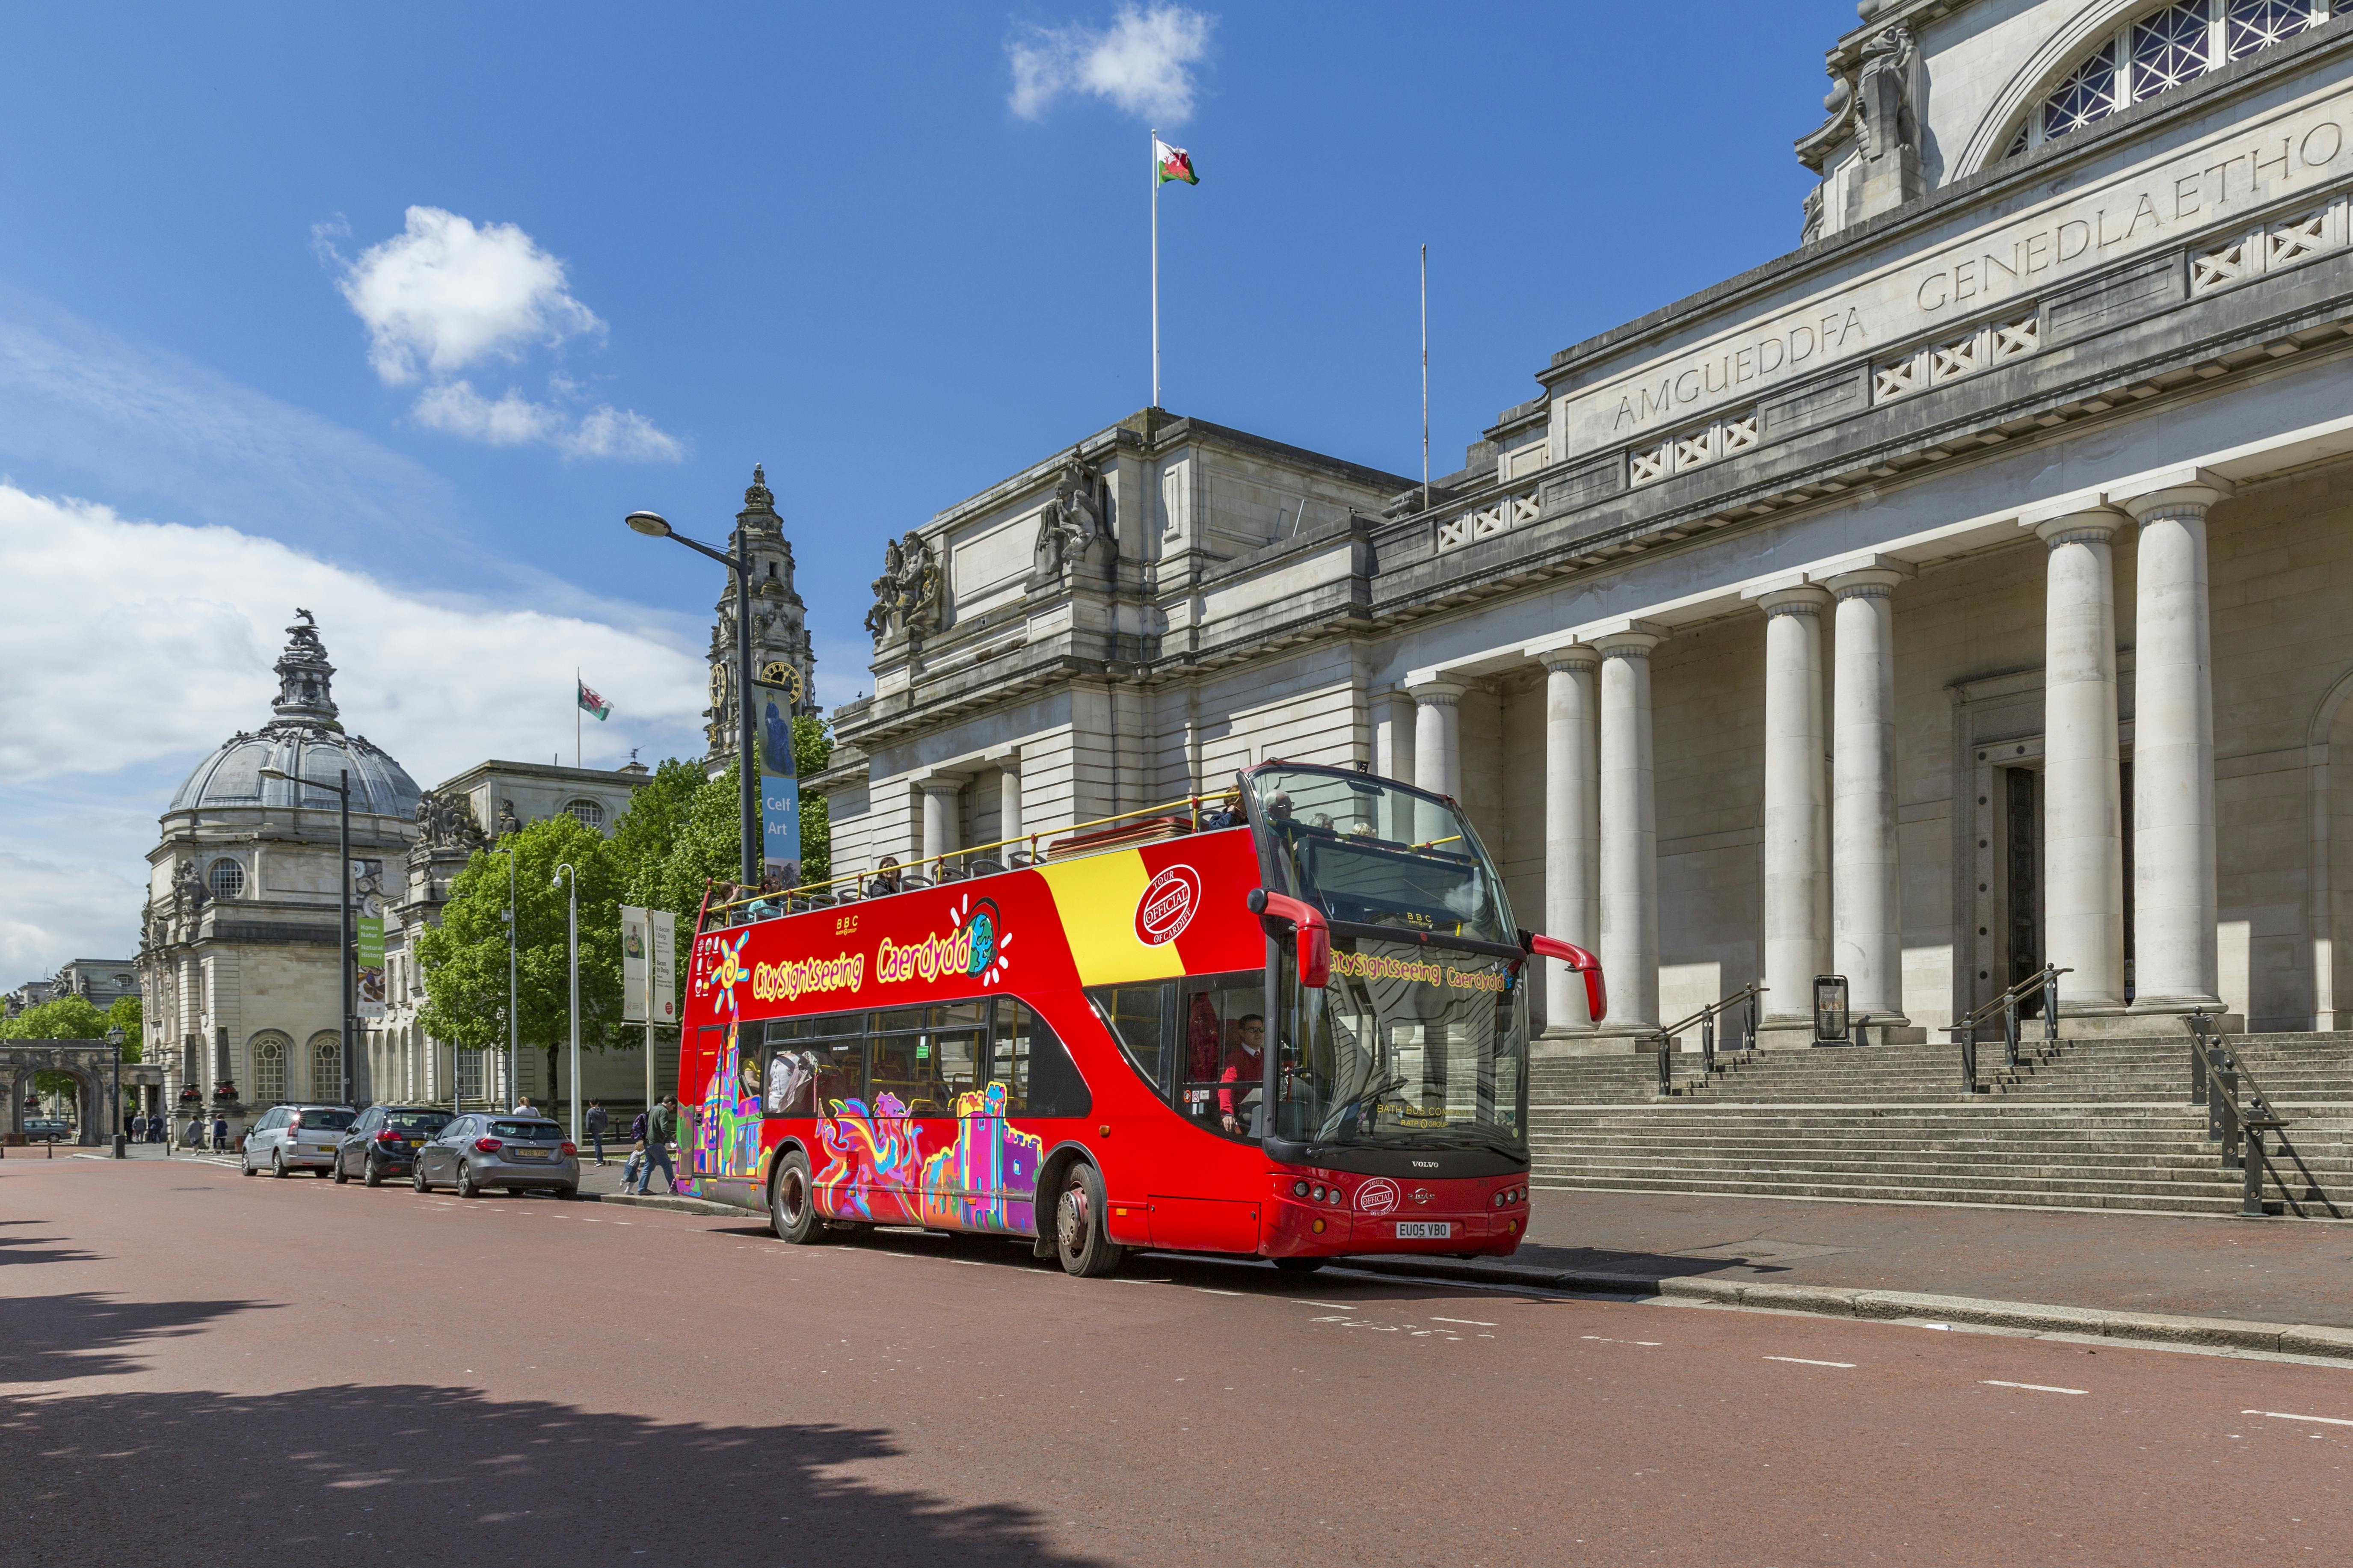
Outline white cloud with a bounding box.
[1009,5,1213,124]
[317,208,683,461]
[0,482,713,976]
[410,382,682,461]
[324,206,602,386]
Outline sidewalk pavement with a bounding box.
[1388,1189,2353,1330]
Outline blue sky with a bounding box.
[0,1,1853,975]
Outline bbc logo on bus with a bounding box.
[1134,864,1203,947]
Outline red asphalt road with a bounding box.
[4,1157,2350,1567]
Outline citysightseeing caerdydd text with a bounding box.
[676,760,1605,1276]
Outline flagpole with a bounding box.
[1420,243,1430,512]
[1150,128,1161,411]
[574,667,581,769]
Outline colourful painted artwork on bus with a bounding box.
[812,1093,928,1223]
[917,1084,1044,1234]
[695,1020,765,1180]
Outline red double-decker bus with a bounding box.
[676,760,1604,1276]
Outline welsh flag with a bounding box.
[1154,137,1198,186]
[577,679,611,721]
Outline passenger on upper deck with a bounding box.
[1199,789,1245,830]
[746,873,786,921]
[868,856,903,898]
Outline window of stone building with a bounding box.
[311,1033,343,1101]
[565,799,605,831]
[207,858,245,900]
[250,1034,287,1106]
[456,1048,484,1105]
[2005,0,2327,160]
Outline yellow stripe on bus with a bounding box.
[1034,850,1188,986]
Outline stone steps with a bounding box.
[1523,1032,2353,1216]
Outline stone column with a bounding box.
[918,778,962,872]
[1828,563,1911,1030]
[1597,626,1666,1034]
[1409,680,1465,801]
[2120,470,2233,1016]
[1540,646,1602,1033]
[1753,585,1832,1038]
[2033,505,2131,1014]
[998,761,1024,850]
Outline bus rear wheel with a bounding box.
[771,1150,827,1245]
[1054,1163,1123,1278]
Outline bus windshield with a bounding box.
[1272,939,1528,1157]
[1242,765,1511,948]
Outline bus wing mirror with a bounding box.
[1247,888,1332,988]
[1523,932,1608,1024]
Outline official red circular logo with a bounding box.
[1134,864,1202,946]
[1357,1177,1401,1216]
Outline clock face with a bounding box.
[759,661,803,699]
[708,664,728,705]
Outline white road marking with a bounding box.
[1192,1288,1244,1297]
[1764,1356,1855,1369]
[1982,1380,2086,1395]
[2242,1409,2353,1427]
[1430,1317,1496,1327]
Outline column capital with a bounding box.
[1751,584,1833,618]
[914,775,967,798]
[2025,502,2129,547]
[1591,618,1669,657]
[1823,554,1914,597]
[1407,679,1465,708]
[1535,642,1599,674]
[2113,465,2235,521]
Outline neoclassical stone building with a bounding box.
[141,614,422,1126]
[821,0,2353,1051]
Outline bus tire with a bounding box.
[1054,1162,1123,1278]
[770,1149,827,1245]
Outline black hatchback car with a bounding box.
[332,1105,456,1186]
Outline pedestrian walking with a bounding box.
[130,1111,146,1142]
[635,1094,681,1195]
[511,1094,536,1116]
[210,1112,228,1152]
[184,1114,203,1149]
[585,1100,609,1165]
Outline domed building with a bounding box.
[139,612,421,1134]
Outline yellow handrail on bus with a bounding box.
[706,790,1237,916]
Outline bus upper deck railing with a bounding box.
[702,793,1248,930]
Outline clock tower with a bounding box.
[704,464,818,777]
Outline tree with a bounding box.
[794,714,834,889]
[416,812,626,1107]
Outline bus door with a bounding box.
[1155,973,1265,1252]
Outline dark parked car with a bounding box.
[332,1105,455,1186]
[21,1118,73,1143]
[413,1114,579,1199]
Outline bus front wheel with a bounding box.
[1055,1163,1123,1278]
[771,1149,827,1246]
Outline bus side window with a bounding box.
[935,1000,987,1110]
[812,1013,864,1111]
[1177,976,1268,1141]
[1087,982,1174,1098]
[993,999,1091,1118]
[870,1008,934,1114]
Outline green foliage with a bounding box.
[2,995,111,1042]
[107,996,143,1063]
[416,814,627,1099]
[794,714,833,889]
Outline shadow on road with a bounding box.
[0,1290,274,1385]
[0,1383,1113,1565]
[0,1227,104,1269]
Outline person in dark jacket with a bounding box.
[585,1100,610,1165]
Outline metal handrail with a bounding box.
[1946,964,2069,1092]
[1651,982,1767,1093]
[705,791,1236,919]
[2185,1012,2335,1219]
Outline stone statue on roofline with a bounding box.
[865,531,941,645]
[1029,454,1111,587]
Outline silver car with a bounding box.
[412,1114,580,1199]
[241,1103,356,1177]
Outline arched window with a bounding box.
[311,1033,344,1102]
[208,858,246,899]
[565,798,605,831]
[249,1033,288,1105]
[2006,1,2328,158]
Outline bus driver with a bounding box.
[1218,1014,1266,1136]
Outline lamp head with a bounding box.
[258,765,289,782]
[624,511,673,538]
[107,1025,124,1046]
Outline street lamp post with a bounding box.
[108,1024,125,1159]
[554,862,580,1144]
[260,765,356,1107]
[507,843,519,1112]
[624,509,760,887]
